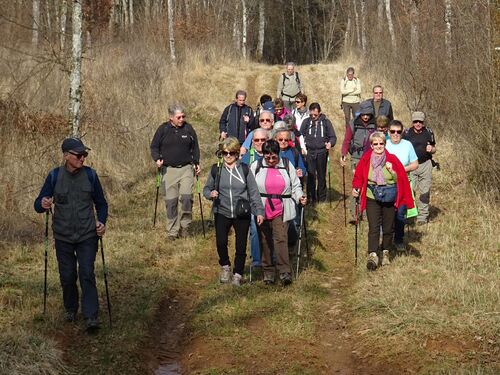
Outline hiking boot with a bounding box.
[167,234,178,241]
[366,252,379,271]
[263,271,275,285]
[65,311,76,323]
[416,220,427,226]
[85,317,100,332]
[179,227,189,239]
[219,265,232,284]
[381,250,391,266]
[232,273,242,287]
[395,242,406,253]
[280,272,293,286]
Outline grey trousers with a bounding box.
[342,102,360,126]
[410,159,432,222]
[162,165,194,236]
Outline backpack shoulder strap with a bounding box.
[226,104,233,124]
[240,163,249,179]
[295,72,300,84]
[49,167,60,190]
[255,158,264,176]
[84,166,96,185]
[291,147,299,167]
[210,164,218,180]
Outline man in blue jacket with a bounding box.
[219,90,255,144]
[34,138,108,331]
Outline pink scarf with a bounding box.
[370,152,386,185]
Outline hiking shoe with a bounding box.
[416,220,427,226]
[167,234,178,241]
[179,227,189,239]
[65,311,76,322]
[280,272,293,286]
[366,252,379,271]
[219,265,232,284]
[381,250,391,266]
[395,242,406,253]
[232,273,242,287]
[85,318,100,332]
[263,271,275,285]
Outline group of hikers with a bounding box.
[34,63,437,331]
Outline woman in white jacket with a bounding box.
[250,140,307,286]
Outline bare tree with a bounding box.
[444,0,452,60]
[69,0,83,137]
[410,0,419,61]
[256,0,265,61]
[32,0,40,46]
[377,0,384,31]
[360,0,367,54]
[353,0,361,48]
[60,0,67,51]
[129,0,134,27]
[241,0,247,58]
[385,0,396,51]
[167,0,176,62]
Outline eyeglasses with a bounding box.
[371,143,385,146]
[264,154,278,160]
[275,107,283,111]
[222,151,237,157]
[259,118,272,123]
[374,92,383,95]
[175,115,186,119]
[295,100,303,103]
[413,120,423,124]
[68,151,88,159]
[389,130,403,134]
[253,138,266,143]
[277,138,289,142]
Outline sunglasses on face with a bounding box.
[277,138,289,142]
[69,151,88,159]
[222,151,237,157]
[253,138,266,143]
[175,115,186,119]
[413,120,423,124]
[259,118,272,123]
[371,142,385,146]
[374,92,383,95]
[295,100,302,103]
[389,129,403,134]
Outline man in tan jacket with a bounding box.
[340,67,362,126]
[277,62,303,110]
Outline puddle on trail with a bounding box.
[155,362,181,375]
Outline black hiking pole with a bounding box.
[342,165,347,227]
[99,237,112,328]
[196,175,206,238]
[43,211,49,315]
[354,196,360,266]
[295,204,306,277]
[153,167,161,227]
[327,153,332,207]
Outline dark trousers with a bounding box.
[258,216,290,274]
[55,237,99,319]
[365,198,395,254]
[306,151,328,203]
[394,205,407,244]
[214,213,250,276]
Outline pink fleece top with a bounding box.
[264,168,285,219]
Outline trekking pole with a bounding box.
[354,196,359,266]
[196,175,206,238]
[342,165,347,227]
[303,206,310,267]
[295,204,305,277]
[99,237,112,328]
[43,211,49,315]
[327,153,332,207]
[153,167,161,227]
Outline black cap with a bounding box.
[61,138,90,153]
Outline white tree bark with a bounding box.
[129,0,134,27]
[233,2,241,51]
[45,0,51,30]
[377,0,384,31]
[385,0,396,51]
[410,0,419,61]
[167,0,176,62]
[60,0,67,50]
[256,0,265,61]
[360,0,367,54]
[32,0,40,46]
[444,0,452,60]
[122,0,129,27]
[144,0,151,20]
[353,0,360,48]
[69,0,83,137]
[344,16,351,54]
[241,0,247,59]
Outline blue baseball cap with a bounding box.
[61,138,91,153]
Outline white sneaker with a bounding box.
[382,250,390,266]
[232,273,242,286]
[219,265,232,283]
[367,252,379,271]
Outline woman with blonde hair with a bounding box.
[352,132,414,270]
[204,137,264,286]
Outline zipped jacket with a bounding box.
[219,103,255,143]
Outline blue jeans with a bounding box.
[250,215,261,266]
[55,237,99,319]
[394,205,407,244]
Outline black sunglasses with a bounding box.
[68,151,88,159]
[389,130,403,134]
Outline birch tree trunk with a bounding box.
[360,0,367,54]
[377,0,384,31]
[167,0,176,62]
[353,0,361,48]
[233,2,241,51]
[69,0,83,137]
[129,0,134,27]
[45,0,51,30]
[60,0,67,51]
[144,0,151,20]
[122,0,129,28]
[256,0,265,61]
[385,0,396,51]
[344,15,351,54]
[444,0,452,60]
[32,0,40,46]
[410,0,419,61]
[241,0,247,59]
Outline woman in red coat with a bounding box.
[352,132,414,270]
